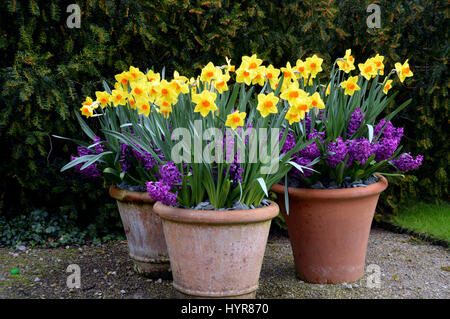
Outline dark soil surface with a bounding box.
[0,227,448,299]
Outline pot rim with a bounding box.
[271,174,388,200]
[109,184,155,204]
[153,200,279,225]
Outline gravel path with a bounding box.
[0,227,448,299]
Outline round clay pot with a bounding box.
[109,185,170,278]
[153,201,279,298]
[271,175,388,284]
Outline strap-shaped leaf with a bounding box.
[256,177,269,197]
[80,151,112,170]
[60,154,95,172]
[284,174,290,216]
[367,124,374,142]
[75,110,96,140]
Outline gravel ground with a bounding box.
[0,226,448,299]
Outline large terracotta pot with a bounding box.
[109,185,170,278]
[271,175,388,284]
[153,201,279,298]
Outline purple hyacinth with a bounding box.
[291,155,313,178]
[308,128,325,142]
[224,130,235,162]
[326,136,348,168]
[93,136,105,154]
[119,143,131,173]
[348,138,373,165]
[71,146,101,178]
[298,129,324,159]
[347,108,365,137]
[374,119,402,140]
[76,145,91,157]
[131,143,157,171]
[373,138,400,161]
[146,181,178,206]
[298,140,320,160]
[299,114,312,135]
[229,153,244,186]
[160,162,183,186]
[392,153,423,171]
[372,120,404,161]
[280,131,296,155]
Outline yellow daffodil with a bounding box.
[235,62,257,85]
[225,56,235,72]
[295,59,307,78]
[251,66,267,87]
[280,61,297,83]
[214,72,230,94]
[80,105,94,118]
[256,92,279,118]
[274,77,291,94]
[200,62,221,83]
[285,107,305,125]
[115,71,132,88]
[192,90,218,117]
[280,81,308,106]
[395,59,413,83]
[325,83,331,96]
[370,54,385,76]
[305,54,323,78]
[340,76,361,96]
[156,80,178,105]
[153,96,174,117]
[358,59,378,80]
[148,80,160,102]
[337,49,356,74]
[291,96,311,113]
[383,79,393,94]
[146,70,161,83]
[136,98,151,117]
[344,49,355,64]
[127,96,137,109]
[111,89,127,106]
[128,66,145,82]
[95,91,111,108]
[189,77,198,94]
[242,54,263,70]
[265,64,280,90]
[81,96,96,108]
[225,110,246,130]
[171,79,189,95]
[130,80,148,99]
[337,50,356,74]
[337,59,355,73]
[310,92,325,109]
[173,71,188,83]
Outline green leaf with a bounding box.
[80,151,112,170]
[256,177,268,197]
[74,111,96,140]
[367,124,374,142]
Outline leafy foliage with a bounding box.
[0,209,124,247]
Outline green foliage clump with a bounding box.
[0,209,124,247]
[0,0,447,231]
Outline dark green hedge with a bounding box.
[0,0,447,228]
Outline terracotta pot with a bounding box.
[109,185,170,278]
[153,201,279,298]
[271,175,388,284]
